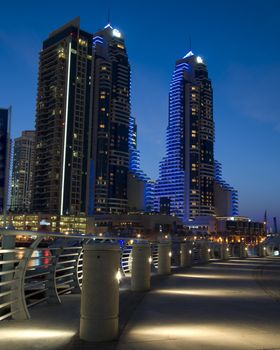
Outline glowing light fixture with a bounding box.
[116,269,122,283]
[112,29,121,38]
[196,56,203,63]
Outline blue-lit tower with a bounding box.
[155,51,215,223]
[128,115,155,212]
[214,160,239,216]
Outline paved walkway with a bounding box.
[117,257,280,350]
[1,257,280,350]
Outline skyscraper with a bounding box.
[155,51,215,223]
[88,24,131,214]
[0,107,11,216]
[11,131,35,212]
[128,115,155,212]
[32,18,93,215]
[214,160,238,217]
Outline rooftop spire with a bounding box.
[104,8,113,29]
[107,8,110,25]
[183,35,194,58]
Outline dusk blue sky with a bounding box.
[1,0,279,226]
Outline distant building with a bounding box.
[0,107,11,216]
[155,51,215,223]
[128,116,155,212]
[214,160,238,217]
[32,18,93,215]
[88,24,131,215]
[11,131,35,212]
[0,213,87,234]
[87,212,185,239]
[216,216,265,243]
[0,212,184,239]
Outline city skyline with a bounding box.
[1,0,280,223]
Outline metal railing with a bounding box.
[0,228,271,322]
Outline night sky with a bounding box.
[1,0,279,226]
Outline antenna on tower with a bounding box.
[107,8,111,26]
[189,36,192,52]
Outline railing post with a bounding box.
[0,234,16,316]
[158,241,171,275]
[180,243,192,267]
[71,247,83,293]
[11,236,43,320]
[72,239,91,292]
[131,242,151,292]
[45,245,65,304]
[80,242,120,342]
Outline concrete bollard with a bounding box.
[209,246,215,259]
[80,242,120,342]
[180,243,192,267]
[200,243,210,264]
[257,243,266,258]
[219,243,230,260]
[238,242,247,259]
[158,241,171,275]
[131,242,151,291]
[218,244,223,259]
[224,244,230,260]
[230,244,235,257]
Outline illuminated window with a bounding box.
[78,38,88,47]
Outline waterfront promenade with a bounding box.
[1,257,280,350]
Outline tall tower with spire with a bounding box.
[155,51,215,223]
[88,24,131,214]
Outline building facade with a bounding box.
[0,107,11,215]
[214,160,238,217]
[128,115,155,212]
[88,24,131,215]
[155,51,215,223]
[32,18,93,215]
[11,131,35,212]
